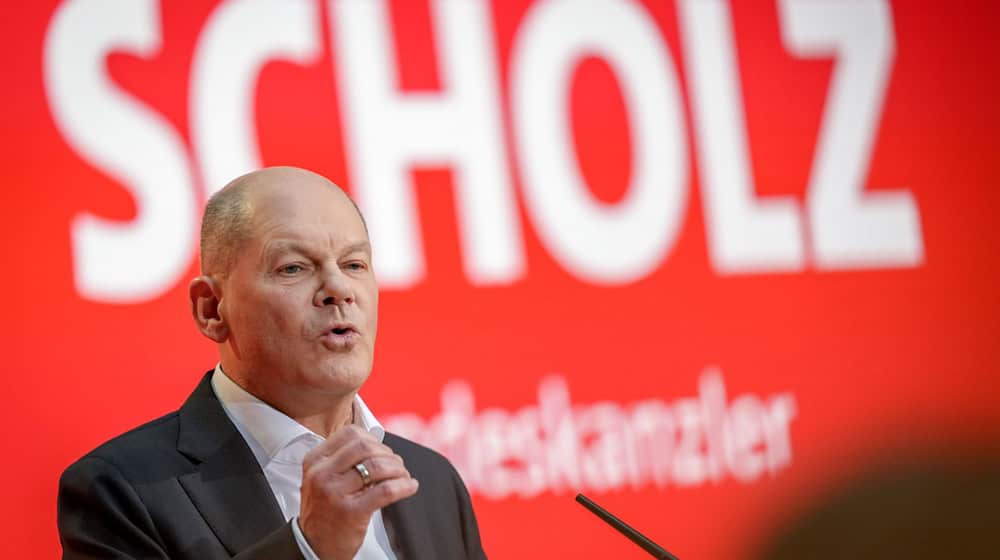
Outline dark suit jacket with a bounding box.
[58,372,486,559]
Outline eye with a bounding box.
[277,263,305,275]
[345,261,368,272]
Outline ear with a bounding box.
[189,275,228,343]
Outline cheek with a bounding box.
[232,299,292,343]
[258,288,307,327]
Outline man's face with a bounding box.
[217,178,378,402]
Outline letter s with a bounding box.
[44,0,196,303]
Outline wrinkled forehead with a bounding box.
[245,179,368,241]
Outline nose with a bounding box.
[314,267,355,307]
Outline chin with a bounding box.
[313,361,371,392]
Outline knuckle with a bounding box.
[380,456,403,477]
[387,457,405,476]
[390,453,406,468]
[307,468,339,497]
[374,481,395,500]
[359,439,379,455]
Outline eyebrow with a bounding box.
[340,241,372,256]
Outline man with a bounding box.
[58,167,486,559]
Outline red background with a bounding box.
[4,1,999,558]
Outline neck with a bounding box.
[219,364,357,438]
[292,398,356,437]
[258,382,357,437]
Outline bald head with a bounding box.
[199,166,365,276]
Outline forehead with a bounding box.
[246,180,369,248]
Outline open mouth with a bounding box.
[322,327,361,351]
[326,325,359,338]
[321,325,359,348]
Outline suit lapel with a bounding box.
[383,436,436,559]
[176,373,286,556]
[383,495,435,560]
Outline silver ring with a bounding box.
[353,462,372,487]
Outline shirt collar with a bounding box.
[211,364,385,465]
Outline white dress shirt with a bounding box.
[211,366,397,560]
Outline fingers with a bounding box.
[304,425,388,470]
[352,475,419,512]
[333,436,395,474]
[298,472,419,559]
[310,452,411,497]
[302,424,416,496]
[298,425,419,559]
[353,454,410,488]
[305,428,394,477]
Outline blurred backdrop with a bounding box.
[4,0,999,558]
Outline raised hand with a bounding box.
[298,425,419,559]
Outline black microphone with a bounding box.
[575,493,680,560]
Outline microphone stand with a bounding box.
[575,494,680,560]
